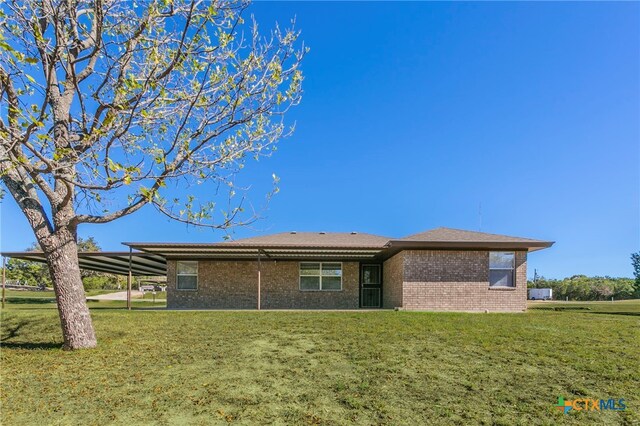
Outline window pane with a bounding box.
[300,263,321,276]
[300,276,320,290]
[489,270,513,287]
[362,265,380,284]
[322,263,342,277]
[490,252,514,269]
[177,275,198,290]
[322,276,342,290]
[177,261,198,275]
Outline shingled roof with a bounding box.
[217,232,390,248]
[123,227,553,258]
[387,227,553,252]
[398,227,547,244]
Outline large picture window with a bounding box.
[489,252,515,287]
[176,261,198,290]
[299,262,342,291]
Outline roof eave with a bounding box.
[387,240,554,252]
[123,243,388,251]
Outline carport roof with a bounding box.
[0,251,167,276]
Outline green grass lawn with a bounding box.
[2,289,167,303]
[141,291,167,300]
[2,288,118,300]
[1,300,638,425]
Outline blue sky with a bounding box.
[1,2,638,279]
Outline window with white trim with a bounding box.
[489,252,515,287]
[299,262,342,291]
[176,261,198,290]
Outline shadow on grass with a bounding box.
[586,311,640,317]
[530,307,640,317]
[2,320,29,341]
[0,341,62,350]
[530,307,591,311]
[86,303,166,310]
[1,320,62,350]
[5,297,56,304]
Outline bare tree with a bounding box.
[0,0,305,349]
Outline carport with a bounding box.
[0,250,166,309]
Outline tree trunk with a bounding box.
[42,229,97,350]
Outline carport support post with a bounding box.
[127,248,132,310]
[257,250,261,310]
[2,256,6,309]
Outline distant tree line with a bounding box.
[632,251,640,296]
[527,252,640,301]
[5,237,125,290]
[528,275,637,301]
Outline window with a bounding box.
[362,265,381,285]
[299,262,342,291]
[177,261,198,290]
[489,252,515,287]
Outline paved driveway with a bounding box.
[86,291,144,301]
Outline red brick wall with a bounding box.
[167,260,359,309]
[400,250,527,312]
[382,253,404,309]
[165,251,527,311]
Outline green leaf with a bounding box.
[107,158,119,172]
[0,41,14,52]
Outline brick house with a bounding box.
[125,227,553,312]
